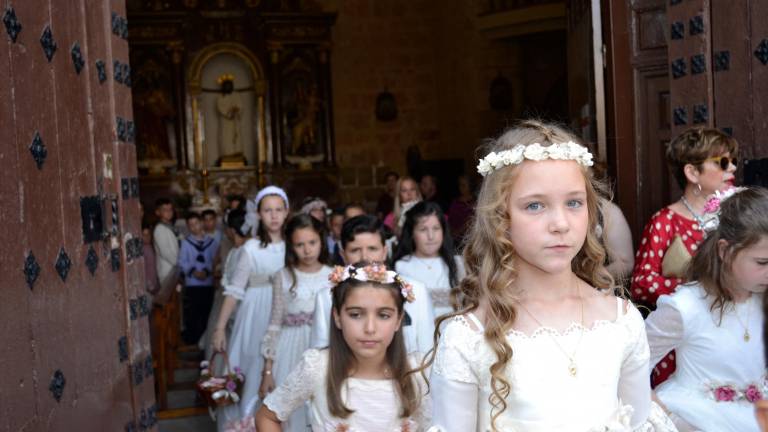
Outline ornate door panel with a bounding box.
[667,0,714,139]
[710,0,753,158]
[0,1,155,429]
[751,0,768,160]
[605,0,670,238]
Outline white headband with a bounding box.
[477,142,594,177]
[301,197,327,215]
[241,186,289,235]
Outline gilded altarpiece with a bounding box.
[127,1,337,208]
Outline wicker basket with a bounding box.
[196,351,245,408]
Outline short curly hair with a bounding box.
[666,127,738,189]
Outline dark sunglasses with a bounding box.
[700,155,737,170]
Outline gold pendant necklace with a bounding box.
[517,282,584,377]
[733,300,751,342]
[413,255,434,270]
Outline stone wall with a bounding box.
[320,0,528,209]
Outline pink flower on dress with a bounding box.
[745,384,763,402]
[714,385,737,402]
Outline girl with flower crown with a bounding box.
[422,120,675,431]
[257,213,333,432]
[645,187,768,432]
[211,185,289,432]
[255,262,432,431]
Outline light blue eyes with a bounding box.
[524,200,584,211]
[526,202,543,211]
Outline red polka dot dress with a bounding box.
[630,207,704,387]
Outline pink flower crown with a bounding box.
[328,264,416,303]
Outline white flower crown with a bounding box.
[477,141,594,177]
[328,264,415,303]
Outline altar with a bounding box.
[128,1,338,209]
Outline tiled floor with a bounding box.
[158,350,217,431]
[159,414,216,432]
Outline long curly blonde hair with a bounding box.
[418,120,613,430]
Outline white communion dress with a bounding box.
[263,349,432,431]
[217,238,285,431]
[261,265,333,432]
[395,255,466,318]
[429,298,676,431]
[645,282,766,432]
[202,244,243,366]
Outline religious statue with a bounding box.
[290,83,320,155]
[216,73,246,166]
[134,58,176,175]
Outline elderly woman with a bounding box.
[631,127,738,386]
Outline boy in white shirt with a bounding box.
[310,215,435,354]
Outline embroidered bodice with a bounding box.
[261,266,333,359]
[429,298,675,431]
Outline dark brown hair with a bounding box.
[666,127,738,189]
[688,187,768,321]
[284,213,330,295]
[255,194,287,247]
[326,262,419,419]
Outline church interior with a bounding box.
[129,0,590,216]
[2,0,768,430]
[129,1,590,427]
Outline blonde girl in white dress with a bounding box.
[646,187,768,432]
[211,186,289,432]
[258,213,333,432]
[394,201,466,317]
[423,121,676,432]
[256,263,431,431]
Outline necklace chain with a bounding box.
[413,255,435,270]
[733,300,752,342]
[517,283,584,377]
[680,196,706,228]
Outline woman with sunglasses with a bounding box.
[631,126,738,387]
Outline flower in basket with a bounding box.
[234,366,245,382]
[745,384,763,403]
[714,385,738,402]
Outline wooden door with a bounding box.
[606,0,768,238]
[0,1,156,429]
[604,0,670,239]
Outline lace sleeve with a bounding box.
[261,270,287,360]
[429,317,481,432]
[263,348,323,421]
[223,247,252,300]
[618,302,653,430]
[432,317,480,383]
